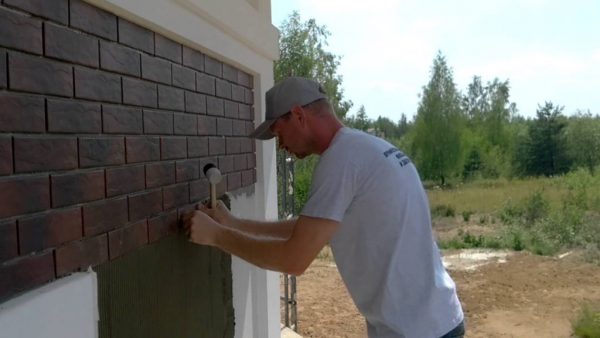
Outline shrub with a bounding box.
[462,210,473,222]
[572,303,600,338]
[432,204,455,218]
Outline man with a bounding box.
[184,77,465,338]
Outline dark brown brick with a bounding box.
[182,46,203,71]
[184,91,206,114]
[14,136,77,173]
[0,136,12,175]
[227,139,242,156]
[176,204,195,224]
[241,138,253,153]
[106,165,145,197]
[208,137,226,156]
[245,88,254,105]
[188,137,208,158]
[5,0,68,24]
[51,170,104,207]
[129,189,162,221]
[44,23,98,67]
[74,67,121,103]
[238,71,252,88]
[247,153,256,168]
[55,234,107,276]
[0,49,6,88]
[123,77,157,108]
[241,169,254,187]
[0,219,17,261]
[206,96,224,116]
[0,251,55,300]
[204,55,222,77]
[176,159,199,182]
[0,175,49,218]
[47,99,101,133]
[163,183,189,210]
[216,117,233,136]
[0,6,42,54]
[9,52,72,97]
[0,92,45,132]
[233,154,247,171]
[70,0,117,40]
[215,79,232,99]
[224,100,238,118]
[239,104,251,120]
[155,34,181,63]
[79,137,125,168]
[143,109,173,135]
[161,136,187,160]
[146,162,175,188]
[118,18,154,54]
[189,178,209,202]
[174,113,197,135]
[141,54,171,85]
[108,220,147,259]
[173,64,195,91]
[100,41,140,76]
[232,120,247,137]
[148,210,177,242]
[196,72,215,95]
[158,85,184,111]
[222,64,238,83]
[125,136,160,163]
[102,105,143,134]
[246,121,254,137]
[198,115,217,136]
[83,197,127,236]
[227,172,242,191]
[218,156,234,174]
[232,84,245,103]
[18,207,82,254]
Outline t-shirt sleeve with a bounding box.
[300,157,358,222]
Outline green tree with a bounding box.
[347,105,371,131]
[565,110,600,173]
[412,52,464,185]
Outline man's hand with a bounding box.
[182,209,221,246]
[197,200,236,228]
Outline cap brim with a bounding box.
[249,119,277,140]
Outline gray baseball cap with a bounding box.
[249,77,327,140]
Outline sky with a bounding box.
[271,0,600,121]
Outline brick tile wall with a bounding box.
[0,1,256,301]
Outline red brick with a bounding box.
[148,210,177,242]
[173,65,195,91]
[155,34,182,64]
[188,137,208,158]
[125,136,160,163]
[79,136,125,168]
[143,109,173,135]
[196,72,215,95]
[128,189,162,221]
[142,54,171,85]
[246,121,254,137]
[70,0,117,40]
[0,175,49,218]
[182,46,203,72]
[184,91,206,114]
[44,22,98,67]
[204,55,222,77]
[55,234,108,277]
[106,165,145,197]
[222,64,238,83]
[245,88,254,105]
[226,138,242,155]
[0,92,45,133]
[47,99,102,133]
[174,113,197,135]
[232,120,246,137]
[0,6,42,54]
[161,136,187,160]
[102,105,143,134]
[237,71,252,88]
[108,220,147,259]
[0,251,55,300]
[224,100,238,118]
[233,154,247,171]
[231,84,245,103]
[227,172,242,191]
[206,96,224,116]
[123,77,157,108]
[51,170,104,208]
[9,52,72,97]
[176,159,199,182]
[99,40,140,76]
[146,162,175,188]
[0,219,17,261]
[218,156,234,174]
[198,115,217,136]
[208,137,226,156]
[14,136,77,173]
[241,138,253,153]
[159,85,184,111]
[241,169,254,188]
[216,118,233,136]
[74,67,121,103]
[18,207,82,254]
[189,178,209,202]
[0,49,6,88]
[5,0,68,24]
[0,136,12,175]
[83,197,128,236]
[239,104,251,120]
[215,79,232,99]
[118,18,154,54]
[163,183,189,210]
[247,153,256,168]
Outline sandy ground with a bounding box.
[284,249,600,338]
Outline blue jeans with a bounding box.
[439,321,465,338]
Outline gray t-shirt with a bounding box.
[301,128,463,338]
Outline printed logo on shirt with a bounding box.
[383,147,412,167]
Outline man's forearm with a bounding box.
[229,218,296,240]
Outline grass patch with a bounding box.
[572,303,600,338]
